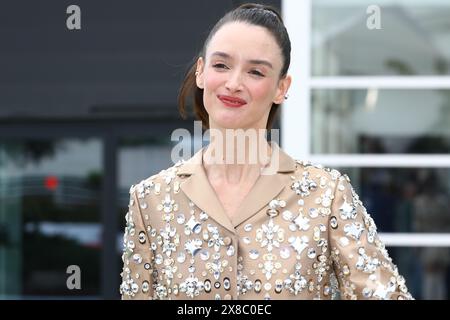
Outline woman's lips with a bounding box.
[217,95,247,108]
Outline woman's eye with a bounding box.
[250,70,264,77]
[212,64,264,77]
[213,63,228,69]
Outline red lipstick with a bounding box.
[217,95,247,108]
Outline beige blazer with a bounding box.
[120,142,412,300]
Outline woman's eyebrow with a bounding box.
[211,51,273,69]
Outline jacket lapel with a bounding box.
[231,143,296,227]
[178,148,236,233]
[177,142,296,234]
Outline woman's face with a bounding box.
[196,22,291,131]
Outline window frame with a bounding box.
[282,0,450,247]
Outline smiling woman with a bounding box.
[178,4,291,132]
[120,3,414,300]
[194,21,290,132]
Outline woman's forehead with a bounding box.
[205,22,281,63]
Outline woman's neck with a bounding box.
[202,129,272,185]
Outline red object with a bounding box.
[217,94,247,107]
[44,176,59,191]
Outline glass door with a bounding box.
[0,138,102,298]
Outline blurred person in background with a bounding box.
[413,169,450,299]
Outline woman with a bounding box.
[120,3,412,300]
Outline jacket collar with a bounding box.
[177,142,296,234]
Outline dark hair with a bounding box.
[178,3,291,130]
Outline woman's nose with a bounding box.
[225,71,243,92]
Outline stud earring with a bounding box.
[195,71,199,76]
[284,93,289,99]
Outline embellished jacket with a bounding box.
[120,142,413,300]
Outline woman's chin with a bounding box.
[214,123,242,130]
[210,115,246,130]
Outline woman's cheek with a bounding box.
[249,81,273,102]
[202,75,220,113]
[204,72,224,92]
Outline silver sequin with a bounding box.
[138,232,146,244]
[289,236,309,255]
[177,252,186,263]
[133,254,142,264]
[340,199,357,220]
[226,245,235,257]
[282,210,294,221]
[280,247,291,259]
[176,213,185,224]
[330,216,338,229]
[199,211,209,221]
[249,249,260,260]
[344,222,365,240]
[200,249,210,261]
[185,239,202,256]
[307,248,316,259]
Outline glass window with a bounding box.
[312,0,450,76]
[311,89,450,154]
[336,167,450,233]
[389,246,450,300]
[0,138,102,298]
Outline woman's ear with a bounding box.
[195,57,205,89]
[273,74,292,104]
